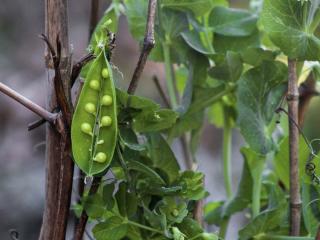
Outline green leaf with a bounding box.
[239,184,287,240]
[161,0,227,16]
[102,183,115,211]
[301,182,320,236]
[261,0,320,60]
[116,88,159,110]
[240,47,278,66]
[181,30,215,55]
[209,7,258,37]
[127,160,166,185]
[93,216,128,240]
[208,51,243,82]
[83,193,105,219]
[124,0,147,40]
[274,136,311,189]
[214,29,260,53]
[148,133,180,183]
[159,197,189,224]
[236,61,288,155]
[115,182,138,217]
[178,171,209,200]
[133,109,179,132]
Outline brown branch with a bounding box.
[316,225,320,240]
[28,118,47,131]
[153,76,171,108]
[287,59,301,236]
[74,177,102,240]
[71,53,95,87]
[0,82,57,122]
[127,0,157,94]
[89,0,100,40]
[41,34,73,127]
[40,1,74,239]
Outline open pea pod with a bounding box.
[71,49,117,176]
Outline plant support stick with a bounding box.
[287,59,301,236]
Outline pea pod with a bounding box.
[71,49,117,176]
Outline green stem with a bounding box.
[223,120,232,199]
[162,42,178,108]
[252,161,264,218]
[219,115,233,239]
[127,220,163,234]
[254,234,313,240]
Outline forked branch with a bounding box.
[127,0,157,94]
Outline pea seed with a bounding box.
[101,116,112,127]
[101,95,112,106]
[101,68,109,78]
[81,123,92,135]
[94,152,107,163]
[89,80,100,90]
[84,103,96,114]
[172,209,179,217]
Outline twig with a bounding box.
[89,0,100,40]
[152,76,171,108]
[71,53,95,87]
[287,59,301,236]
[40,34,72,127]
[316,225,320,240]
[127,0,157,94]
[28,118,47,131]
[74,177,102,240]
[0,82,57,122]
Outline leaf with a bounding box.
[83,193,105,219]
[239,184,287,240]
[240,47,278,66]
[181,30,215,55]
[116,88,159,110]
[159,197,189,224]
[236,61,288,154]
[214,29,260,53]
[302,182,320,236]
[161,0,227,16]
[178,171,209,201]
[124,0,147,40]
[147,133,180,183]
[127,160,166,185]
[93,216,128,240]
[209,7,258,37]
[261,0,320,60]
[274,136,311,189]
[102,183,115,211]
[133,109,179,132]
[208,51,243,82]
[115,182,138,218]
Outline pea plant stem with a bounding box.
[219,117,232,239]
[287,59,301,236]
[127,220,163,234]
[162,42,178,108]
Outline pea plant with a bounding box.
[2,0,320,240]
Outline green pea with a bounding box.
[101,68,109,78]
[101,116,112,127]
[84,103,96,114]
[89,80,100,90]
[101,95,112,106]
[71,49,118,176]
[94,152,107,163]
[81,123,92,135]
